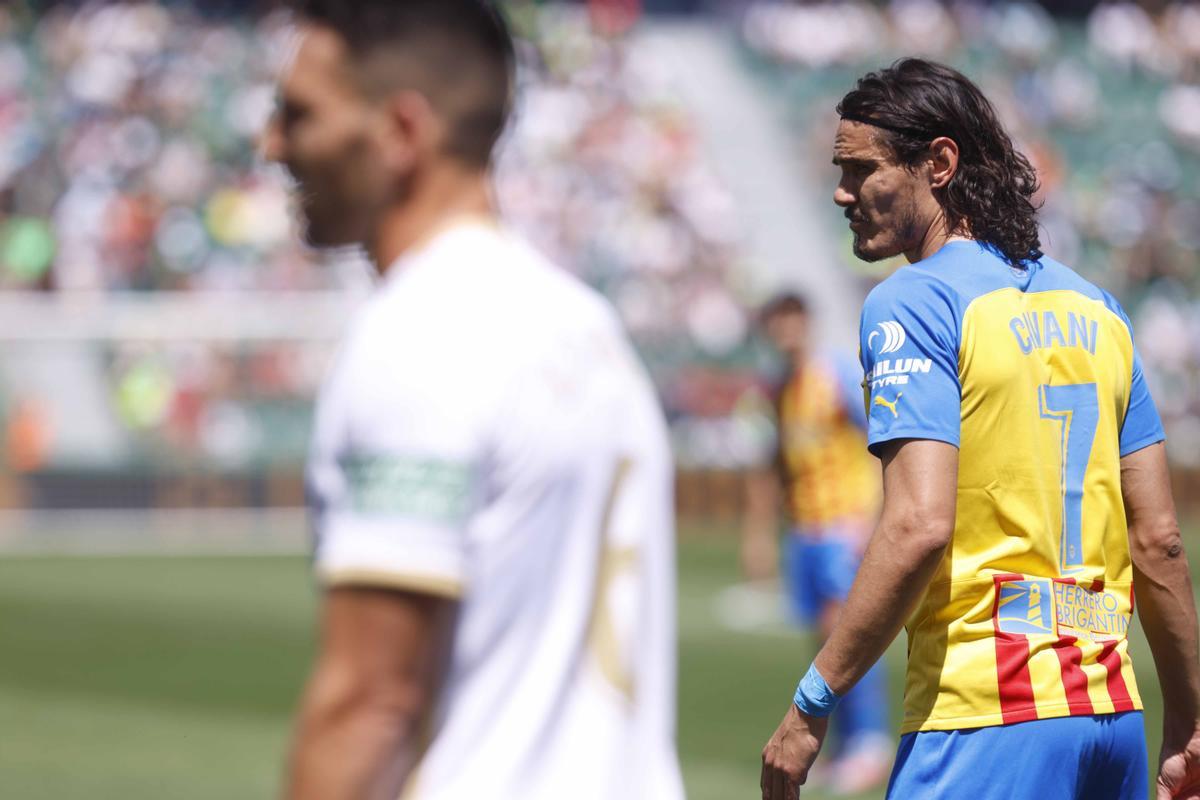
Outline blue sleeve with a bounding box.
[1120,345,1165,457]
[832,352,868,431]
[1102,294,1165,457]
[859,273,962,457]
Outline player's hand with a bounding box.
[1158,720,1200,799]
[760,703,828,800]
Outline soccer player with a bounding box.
[265,3,684,799]
[741,292,890,794]
[760,58,1200,800]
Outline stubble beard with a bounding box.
[851,231,879,262]
[298,183,371,249]
[292,134,381,249]
[851,204,922,263]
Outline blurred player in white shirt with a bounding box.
[264,3,684,799]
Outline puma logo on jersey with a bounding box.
[874,393,902,418]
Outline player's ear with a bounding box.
[927,136,959,190]
[378,90,440,180]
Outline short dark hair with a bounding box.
[837,58,1042,267]
[759,292,809,327]
[298,0,515,168]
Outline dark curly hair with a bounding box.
[837,58,1042,267]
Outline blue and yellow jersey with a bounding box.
[859,240,1164,734]
[776,353,881,529]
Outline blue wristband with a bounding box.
[793,663,841,718]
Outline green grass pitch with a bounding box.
[0,523,1185,799]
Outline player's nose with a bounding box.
[833,182,855,208]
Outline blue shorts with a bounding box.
[887,712,1148,800]
[783,531,858,625]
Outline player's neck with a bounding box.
[904,210,972,264]
[789,351,808,374]
[369,167,495,275]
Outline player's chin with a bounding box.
[851,231,900,263]
[302,225,348,249]
[851,237,885,263]
[299,211,360,250]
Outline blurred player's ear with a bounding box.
[927,136,960,190]
[379,90,443,181]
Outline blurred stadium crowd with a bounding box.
[742,0,1200,465]
[0,2,754,479]
[2,0,1200,493]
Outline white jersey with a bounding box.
[307,222,684,800]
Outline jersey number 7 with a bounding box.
[1038,383,1099,575]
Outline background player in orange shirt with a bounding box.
[742,292,890,795]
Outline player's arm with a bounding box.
[763,274,961,800]
[760,437,955,800]
[813,437,955,686]
[284,585,455,800]
[1121,442,1200,798]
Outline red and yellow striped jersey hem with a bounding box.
[900,571,1141,735]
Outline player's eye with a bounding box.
[280,100,308,131]
[840,164,867,184]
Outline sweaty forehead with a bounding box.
[833,119,887,161]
